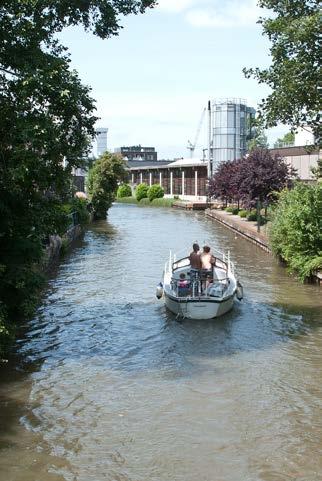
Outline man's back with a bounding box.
[200,252,215,270]
[189,251,202,270]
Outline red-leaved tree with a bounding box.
[208,159,241,206]
[208,148,296,209]
[238,148,295,207]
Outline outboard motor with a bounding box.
[236,280,243,301]
[156,282,163,299]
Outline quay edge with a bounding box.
[205,208,271,253]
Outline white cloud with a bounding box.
[186,1,261,28]
[94,90,211,158]
[157,0,197,13]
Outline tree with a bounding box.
[208,161,236,206]
[243,1,320,143]
[247,117,269,151]
[208,159,244,206]
[0,1,156,347]
[269,183,322,281]
[311,159,322,181]
[209,150,295,215]
[274,132,295,148]
[87,153,127,219]
[238,149,295,206]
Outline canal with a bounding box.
[1,204,322,481]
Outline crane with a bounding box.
[187,107,206,158]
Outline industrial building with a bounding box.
[115,145,157,162]
[128,144,319,201]
[93,128,108,157]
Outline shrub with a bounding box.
[70,197,90,225]
[117,183,132,198]
[269,183,322,281]
[135,183,149,201]
[147,184,164,201]
[247,211,257,221]
[61,198,90,226]
[239,210,248,218]
[225,206,239,214]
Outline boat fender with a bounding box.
[156,282,164,299]
[236,281,243,301]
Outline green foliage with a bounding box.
[63,198,90,225]
[135,183,149,201]
[150,198,174,207]
[247,119,269,151]
[247,211,266,224]
[138,198,152,206]
[244,1,320,142]
[147,184,164,201]
[0,1,155,352]
[247,211,258,221]
[115,196,138,204]
[238,210,248,218]
[117,183,132,198]
[139,197,174,207]
[311,158,322,181]
[274,131,295,148]
[269,183,322,281]
[225,206,239,215]
[87,152,127,220]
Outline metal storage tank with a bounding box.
[211,99,255,170]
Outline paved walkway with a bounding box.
[205,208,271,252]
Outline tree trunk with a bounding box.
[256,199,261,233]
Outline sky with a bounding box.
[60,0,289,159]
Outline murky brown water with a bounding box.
[1,204,322,481]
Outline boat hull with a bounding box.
[164,291,234,319]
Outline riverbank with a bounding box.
[205,208,271,253]
[205,207,322,284]
[116,197,175,207]
[0,222,86,359]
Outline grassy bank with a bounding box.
[115,196,138,204]
[116,197,175,207]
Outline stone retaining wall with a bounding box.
[205,209,271,253]
[43,225,83,271]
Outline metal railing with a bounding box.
[171,276,230,299]
[67,211,79,228]
[164,247,236,278]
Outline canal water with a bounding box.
[1,204,322,481]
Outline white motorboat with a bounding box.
[156,248,243,320]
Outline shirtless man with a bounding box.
[200,245,216,288]
[189,243,201,283]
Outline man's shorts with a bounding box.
[189,269,200,281]
[200,269,213,280]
